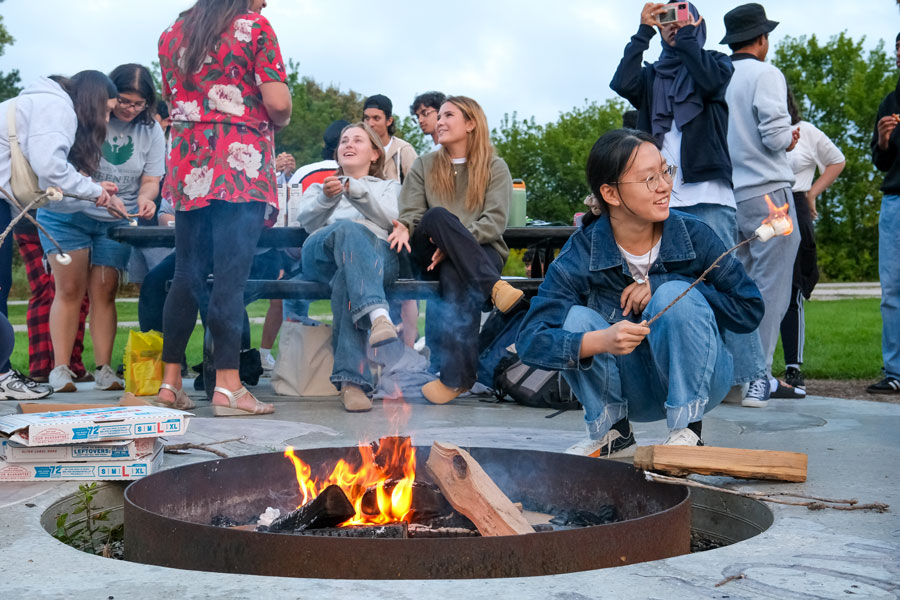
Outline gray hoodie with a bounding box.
[0,77,103,205]
[298,175,400,241]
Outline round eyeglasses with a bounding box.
[614,164,678,192]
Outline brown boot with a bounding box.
[341,384,373,412]
[422,380,467,405]
[491,280,524,313]
[368,315,398,347]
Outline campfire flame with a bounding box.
[760,194,794,236]
[284,437,416,525]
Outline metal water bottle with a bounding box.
[508,179,527,227]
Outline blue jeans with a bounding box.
[301,221,399,392]
[36,209,132,270]
[562,281,732,439]
[677,203,765,385]
[880,195,900,379]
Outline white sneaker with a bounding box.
[94,365,124,391]
[663,428,703,446]
[0,370,53,400]
[49,365,77,393]
[565,422,637,458]
[261,351,276,372]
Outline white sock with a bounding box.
[769,376,778,390]
[369,308,390,324]
[260,347,272,360]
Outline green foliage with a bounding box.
[492,99,627,223]
[773,33,895,281]
[0,3,21,103]
[52,483,124,557]
[395,115,430,155]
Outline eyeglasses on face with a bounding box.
[117,96,147,110]
[415,108,436,120]
[614,164,677,192]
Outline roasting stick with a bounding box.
[645,234,758,326]
[0,185,73,264]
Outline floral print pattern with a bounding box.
[158,12,287,211]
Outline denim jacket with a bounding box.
[516,211,763,371]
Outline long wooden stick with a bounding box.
[645,234,758,327]
[643,471,890,512]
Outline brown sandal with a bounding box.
[151,383,196,410]
[212,386,274,416]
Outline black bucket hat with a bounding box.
[720,3,779,45]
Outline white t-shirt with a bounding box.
[617,238,661,283]
[661,124,735,210]
[788,121,845,193]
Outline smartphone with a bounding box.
[658,3,690,24]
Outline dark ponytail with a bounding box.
[581,128,658,228]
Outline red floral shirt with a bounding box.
[158,12,287,211]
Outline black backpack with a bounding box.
[476,302,580,412]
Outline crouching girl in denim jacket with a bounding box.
[516,129,764,457]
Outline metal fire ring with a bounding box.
[124,446,691,579]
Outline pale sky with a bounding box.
[1,0,897,128]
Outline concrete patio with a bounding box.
[0,380,897,599]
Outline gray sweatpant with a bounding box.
[735,186,801,377]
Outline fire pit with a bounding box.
[124,445,691,579]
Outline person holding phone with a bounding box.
[610,1,768,406]
[515,129,763,457]
[297,123,401,412]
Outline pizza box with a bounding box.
[0,441,164,482]
[0,406,190,447]
[1,436,158,462]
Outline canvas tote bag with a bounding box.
[6,100,43,206]
[272,321,340,397]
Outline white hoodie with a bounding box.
[0,77,103,204]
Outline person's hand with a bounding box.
[322,176,344,198]
[877,114,899,151]
[100,181,119,195]
[388,220,411,253]
[807,193,818,220]
[621,281,652,317]
[686,14,703,28]
[640,2,667,26]
[95,188,112,208]
[136,197,156,219]
[601,320,650,355]
[106,195,128,219]
[427,247,445,271]
[275,152,296,177]
[786,127,801,152]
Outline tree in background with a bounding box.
[773,32,894,281]
[275,61,430,164]
[0,1,22,102]
[492,99,626,223]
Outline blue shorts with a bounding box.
[36,209,132,270]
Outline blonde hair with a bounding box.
[429,96,493,213]
[335,122,385,178]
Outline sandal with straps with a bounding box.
[212,386,274,417]
[151,383,196,411]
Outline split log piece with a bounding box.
[268,484,355,532]
[425,442,534,536]
[634,445,807,482]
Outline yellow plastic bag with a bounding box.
[124,330,164,396]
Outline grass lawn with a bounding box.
[6,297,885,380]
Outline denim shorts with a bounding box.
[36,209,132,270]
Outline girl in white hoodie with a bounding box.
[297,123,401,412]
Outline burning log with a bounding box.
[425,442,534,536]
[295,522,408,538]
[268,484,355,532]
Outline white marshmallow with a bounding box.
[44,187,64,202]
[754,224,776,242]
[55,253,72,265]
[771,217,791,235]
